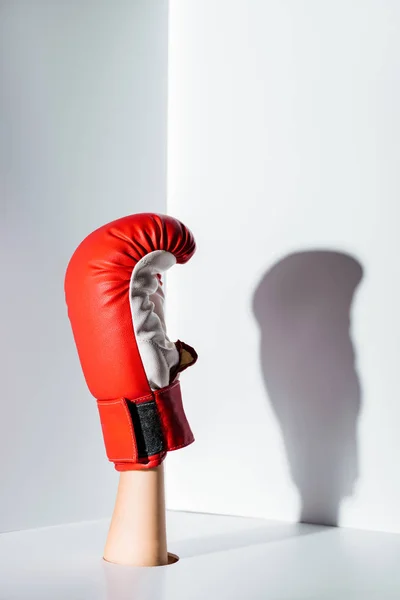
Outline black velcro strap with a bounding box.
[126,400,164,458]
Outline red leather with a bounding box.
[97,398,140,463]
[154,380,195,451]
[107,380,195,472]
[65,213,196,470]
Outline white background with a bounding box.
[2,0,400,537]
[0,0,168,531]
[166,0,400,534]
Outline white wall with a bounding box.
[166,0,400,533]
[0,0,168,531]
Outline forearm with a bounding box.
[104,465,168,567]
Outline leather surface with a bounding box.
[154,380,195,451]
[101,380,195,471]
[64,213,196,469]
[65,213,195,401]
[97,398,139,462]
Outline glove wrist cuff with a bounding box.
[96,380,194,471]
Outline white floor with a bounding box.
[0,511,399,599]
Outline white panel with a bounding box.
[0,0,168,531]
[166,0,400,533]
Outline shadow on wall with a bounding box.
[253,251,363,526]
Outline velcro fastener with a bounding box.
[126,400,164,458]
[96,380,194,467]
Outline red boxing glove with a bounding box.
[65,213,197,471]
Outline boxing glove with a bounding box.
[65,213,197,471]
